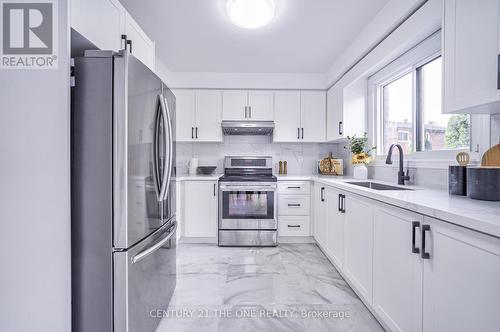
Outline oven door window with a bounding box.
[222,191,274,219]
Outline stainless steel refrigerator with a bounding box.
[71,50,176,332]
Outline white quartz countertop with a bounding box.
[278,175,500,239]
[175,174,222,181]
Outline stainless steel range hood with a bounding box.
[221,121,274,136]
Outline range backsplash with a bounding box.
[175,135,339,176]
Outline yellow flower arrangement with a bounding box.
[351,152,372,165]
[347,133,376,165]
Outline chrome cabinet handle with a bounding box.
[132,222,177,264]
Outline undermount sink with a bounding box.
[345,181,413,191]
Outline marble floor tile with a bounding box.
[156,243,384,332]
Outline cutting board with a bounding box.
[481,143,500,167]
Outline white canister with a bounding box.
[353,164,368,180]
[187,158,199,175]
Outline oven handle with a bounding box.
[219,185,277,191]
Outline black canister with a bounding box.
[449,166,467,196]
[467,167,500,201]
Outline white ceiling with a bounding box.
[120,0,389,73]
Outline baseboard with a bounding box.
[278,236,316,243]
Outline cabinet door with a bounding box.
[222,90,248,120]
[173,90,196,142]
[313,184,327,247]
[274,91,301,142]
[124,13,155,71]
[443,0,500,113]
[373,204,423,332]
[195,90,222,142]
[183,182,217,237]
[423,217,500,332]
[300,91,326,142]
[325,187,344,269]
[71,0,124,51]
[326,85,343,141]
[343,194,373,304]
[248,91,274,121]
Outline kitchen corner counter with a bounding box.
[175,174,222,181]
[281,174,500,239]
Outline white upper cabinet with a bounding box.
[326,81,366,141]
[443,0,500,114]
[70,0,155,70]
[274,91,302,141]
[71,0,124,51]
[195,90,223,142]
[124,13,155,71]
[174,90,196,141]
[222,90,274,121]
[422,216,500,332]
[174,89,222,142]
[222,90,248,120]
[248,91,274,121]
[372,204,424,332]
[274,90,326,142]
[300,91,326,142]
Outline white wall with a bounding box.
[176,137,338,176]
[0,1,71,331]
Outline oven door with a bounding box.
[219,182,277,230]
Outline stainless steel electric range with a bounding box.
[218,156,277,246]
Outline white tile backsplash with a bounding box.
[175,136,338,176]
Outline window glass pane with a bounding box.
[382,72,413,155]
[420,57,470,150]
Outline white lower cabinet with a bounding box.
[343,193,374,304]
[312,183,500,332]
[422,216,500,332]
[372,203,424,332]
[278,181,311,238]
[183,181,218,238]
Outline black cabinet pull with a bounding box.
[297,128,300,139]
[195,127,198,139]
[497,55,500,89]
[338,194,342,212]
[213,183,216,197]
[121,34,128,50]
[338,121,343,135]
[320,187,325,202]
[421,224,431,259]
[301,128,304,139]
[412,221,420,254]
[340,194,346,213]
[287,203,301,207]
[126,39,132,53]
[191,127,194,139]
[287,186,301,189]
[287,225,301,228]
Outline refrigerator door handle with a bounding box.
[152,97,162,200]
[160,93,174,201]
[131,222,177,264]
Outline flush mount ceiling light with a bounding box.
[227,0,276,29]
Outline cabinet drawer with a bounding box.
[279,216,310,236]
[278,181,311,195]
[278,195,310,216]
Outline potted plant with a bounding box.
[346,133,376,180]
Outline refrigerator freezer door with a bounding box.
[114,219,177,332]
[114,52,166,249]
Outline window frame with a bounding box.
[367,32,474,164]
